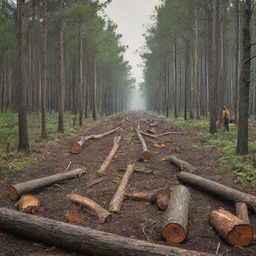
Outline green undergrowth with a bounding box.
[0,112,105,173]
[161,115,256,191]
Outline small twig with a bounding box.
[53,184,64,189]
[142,227,150,241]
[65,161,72,172]
[215,242,220,255]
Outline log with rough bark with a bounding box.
[210,208,253,246]
[236,202,250,224]
[96,136,121,176]
[70,126,120,154]
[67,193,111,224]
[136,130,152,162]
[125,189,169,210]
[177,172,256,213]
[162,185,190,244]
[9,168,87,200]
[118,168,153,175]
[0,208,215,256]
[164,155,197,173]
[109,164,134,213]
[17,194,40,214]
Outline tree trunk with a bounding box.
[92,53,97,121]
[79,22,84,126]
[41,0,48,138]
[237,0,251,155]
[17,0,29,150]
[236,202,250,224]
[0,208,215,256]
[58,0,65,133]
[177,171,256,213]
[67,193,111,224]
[9,168,87,200]
[136,129,152,161]
[210,208,253,246]
[164,155,197,173]
[162,185,190,244]
[96,136,121,176]
[109,164,134,213]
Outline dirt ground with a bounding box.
[0,111,255,256]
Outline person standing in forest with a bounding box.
[222,106,231,132]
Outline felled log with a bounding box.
[210,208,253,246]
[118,168,153,175]
[96,136,121,176]
[65,211,83,224]
[126,189,169,211]
[109,164,134,213]
[67,193,111,224]
[0,208,215,256]
[17,194,40,214]
[164,155,197,173]
[177,171,256,213]
[136,130,152,162]
[70,126,120,154]
[236,202,250,224]
[162,185,190,244]
[9,168,87,200]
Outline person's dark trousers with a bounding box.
[224,117,229,131]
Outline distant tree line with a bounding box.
[142,0,254,155]
[0,0,133,149]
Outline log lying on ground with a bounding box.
[9,168,87,200]
[162,185,190,244]
[17,194,40,214]
[65,211,83,224]
[70,126,120,154]
[96,136,121,176]
[164,155,197,173]
[118,168,153,175]
[177,172,256,213]
[109,164,134,213]
[136,130,152,162]
[210,208,253,246]
[138,130,184,139]
[147,127,157,134]
[0,208,215,256]
[236,202,250,224]
[126,189,169,211]
[67,193,111,224]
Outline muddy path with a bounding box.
[0,111,255,256]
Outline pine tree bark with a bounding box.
[93,53,97,121]
[79,22,84,126]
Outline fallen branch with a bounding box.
[67,193,111,224]
[164,155,197,173]
[109,164,134,213]
[17,194,40,214]
[86,177,106,189]
[0,208,215,256]
[138,130,184,139]
[177,172,256,213]
[9,168,87,200]
[70,126,121,154]
[135,130,152,162]
[118,168,153,175]
[96,136,121,176]
[162,185,190,244]
[210,208,253,246]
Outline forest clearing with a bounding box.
[1,0,256,255]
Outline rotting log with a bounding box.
[210,208,253,246]
[236,202,250,224]
[177,172,256,213]
[164,155,197,173]
[9,168,87,200]
[162,185,190,244]
[96,136,121,176]
[109,164,134,213]
[67,193,111,224]
[118,168,153,175]
[0,208,215,256]
[136,130,152,162]
[70,126,120,154]
[17,194,40,214]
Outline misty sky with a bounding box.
[99,0,161,85]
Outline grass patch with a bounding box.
[163,116,256,191]
[0,112,102,173]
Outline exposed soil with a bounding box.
[0,111,255,256]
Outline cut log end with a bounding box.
[17,195,40,214]
[157,190,169,211]
[9,186,18,201]
[70,143,82,154]
[139,151,152,162]
[162,223,186,244]
[65,211,83,224]
[227,224,253,246]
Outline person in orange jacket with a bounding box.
[222,106,230,131]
